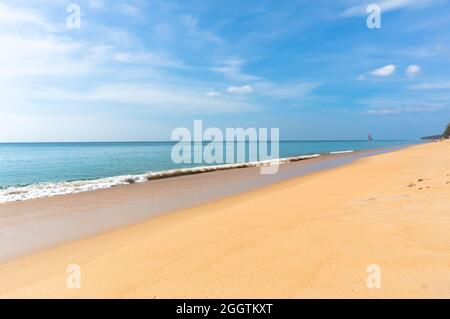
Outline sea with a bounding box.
[0,140,419,203]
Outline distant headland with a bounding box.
[422,123,450,140]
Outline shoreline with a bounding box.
[0,153,321,204]
[2,140,449,298]
[0,142,418,204]
[0,145,410,262]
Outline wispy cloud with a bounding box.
[113,51,186,68]
[212,59,260,81]
[206,91,221,97]
[342,0,439,17]
[88,0,105,10]
[253,82,321,99]
[365,105,445,115]
[360,93,449,116]
[0,2,101,79]
[31,83,259,113]
[118,2,140,16]
[412,81,450,89]
[1,0,448,141]
[0,2,54,30]
[0,1,257,120]
[181,14,223,44]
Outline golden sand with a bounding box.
[0,140,449,298]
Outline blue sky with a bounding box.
[0,0,449,142]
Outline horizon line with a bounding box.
[0,139,421,144]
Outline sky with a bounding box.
[0,0,449,142]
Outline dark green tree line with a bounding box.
[443,123,450,138]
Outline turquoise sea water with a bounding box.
[0,140,418,188]
[0,140,419,202]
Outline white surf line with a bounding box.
[329,150,354,154]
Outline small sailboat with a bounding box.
[368,133,373,142]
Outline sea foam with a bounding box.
[329,150,354,154]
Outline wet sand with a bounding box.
[1,141,450,298]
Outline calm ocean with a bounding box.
[0,140,418,202]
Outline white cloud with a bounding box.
[370,64,396,77]
[358,74,366,81]
[406,64,421,78]
[342,0,438,17]
[227,85,254,94]
[212,59,260,81]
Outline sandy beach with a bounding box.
[0,140,449,298]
